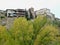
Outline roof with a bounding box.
[16,9,26,12]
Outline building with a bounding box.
[6,9,16,17]
[6,9,26,17]
[16,9,26,17]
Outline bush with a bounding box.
[0,16,59,45]
[0,26,14,45]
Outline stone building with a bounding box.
[16,9,26,17]
[6,9,16,17]
[6,9,26,17]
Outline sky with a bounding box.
[0,0,60,18]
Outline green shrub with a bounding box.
[0,16,59,45]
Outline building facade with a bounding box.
[6,9,26,17]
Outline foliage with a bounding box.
[0,16,60,45]
[34,25,59,45]
[10,17,34,45]
[0,26,14,45]
[53,19,60,27]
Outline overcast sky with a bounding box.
[0,0,60,18]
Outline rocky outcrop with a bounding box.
[28,7,36,19]
[35,8,55,21]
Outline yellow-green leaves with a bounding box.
[0,26,13,45]
[34,25,59,45]
[0,16,59,45]
[10,17,34,45]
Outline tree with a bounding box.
[0,26,13,45]
[34,25,59,45]
[0,15,59,45]
[10,17,34,45]
[32,15,47,42]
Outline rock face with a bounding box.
[28,7,36,19]
[6,17,16,29]
[0,10,6,26]
[35,8,50,15]
[35,8,55,21]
